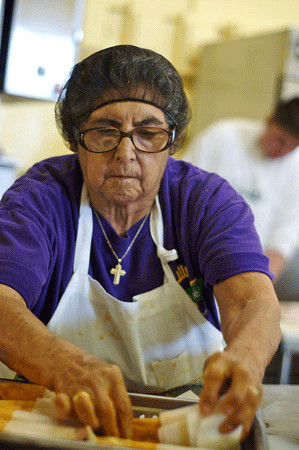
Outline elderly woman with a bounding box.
[0,45,280,440]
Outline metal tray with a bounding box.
[0,386,268,449]
[131,393,268,450]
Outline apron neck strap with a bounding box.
[73,183,93,273]
[150,196,178,262]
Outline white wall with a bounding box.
[0,99,67,172]
[0,0,299,170]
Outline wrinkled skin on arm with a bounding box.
[0,284,133,438]
[199,272,281,439]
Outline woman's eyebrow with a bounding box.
[88,118,121,127]
[89,116,165,128]
[133,117,165,127]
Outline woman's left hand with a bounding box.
[202,272,281,439]
[199,351,263,440]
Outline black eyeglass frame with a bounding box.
[73,126,177,154]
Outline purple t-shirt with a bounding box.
[0,154,271,329]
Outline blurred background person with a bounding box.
[182,97,299,284]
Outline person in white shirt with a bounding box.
[183,97,299,282]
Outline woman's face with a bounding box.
[77,101,174,209]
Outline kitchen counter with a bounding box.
[260,384,299,449]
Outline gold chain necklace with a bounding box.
[94,209,150,285]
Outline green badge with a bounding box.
[187,277,204,303]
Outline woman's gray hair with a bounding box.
[55,45,191,152]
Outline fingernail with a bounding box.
[248,385,260,397]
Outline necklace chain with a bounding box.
[93,208,150,284]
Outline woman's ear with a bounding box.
[70,143,78,153]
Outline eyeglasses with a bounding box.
[74,126,176,153]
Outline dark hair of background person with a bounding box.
[273,96,299,139]
[55,45,191,152]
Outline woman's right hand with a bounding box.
[0,286,133,438]
[52,351,133,439]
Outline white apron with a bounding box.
[47,184,223,392]
[0,184,224,388]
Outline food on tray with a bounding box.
[88,433,159,449]
[0,382,242,449]
[0,381,46,400]
[132,417,160,442]
[158,404,241,449]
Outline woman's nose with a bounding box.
[114,136,137,161]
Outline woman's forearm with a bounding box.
[0,284,133,437]
[0,284,77,386]
[214,272,281,380]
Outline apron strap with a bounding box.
[73,184,93,274]
[150,196,178,266]
[157,246,178,262]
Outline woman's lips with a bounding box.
[109,173,140,180]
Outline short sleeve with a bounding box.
[191,175,272,286]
